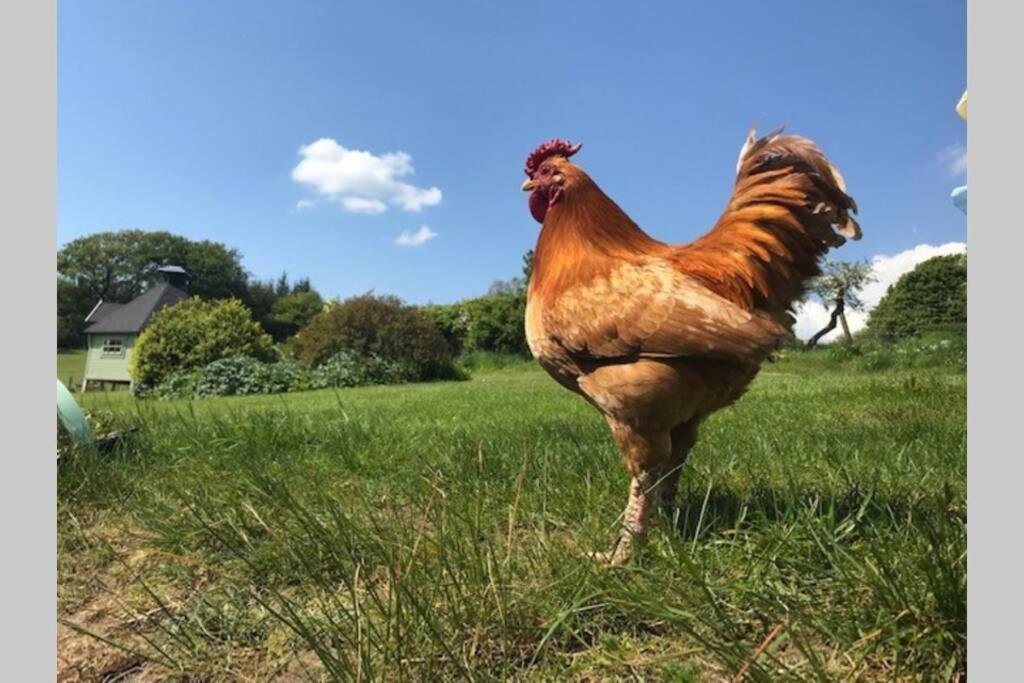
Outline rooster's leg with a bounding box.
[658,420,701,518]
[610,471,658,564]
[607,425,671,565]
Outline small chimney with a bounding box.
[157,265,192,292]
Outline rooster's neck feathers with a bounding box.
[530,177,665,304]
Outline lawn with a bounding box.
[58,350,966,681]
[58,350,87,391]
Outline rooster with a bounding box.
[520,130,860,563]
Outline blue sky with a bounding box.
[58,1,966,308]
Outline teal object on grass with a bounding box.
[57,379,94,446]
[951,185,967,214]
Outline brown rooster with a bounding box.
[520,130,861,564]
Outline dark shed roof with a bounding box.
[84,300,124,324]
[84,282,190,334]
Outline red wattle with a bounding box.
[529,189,549,223]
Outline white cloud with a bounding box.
[295,198,319,211]
[793,241,967,341]
[341,197,387,214]
[937,144,967,177]
[395,225,438,247]
[291,138,442,214]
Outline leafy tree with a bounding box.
[287,293,456,380]
[267,290,325,341]
[245,272,323,341]
[57,230,249,347]
[804,259,875,349]
[522,249,534,284]
[131,298,276,388]
[868,254,967,340]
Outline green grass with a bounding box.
[58,351,966,681]
[58,350,87,391]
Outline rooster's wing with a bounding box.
[540,259,787,366]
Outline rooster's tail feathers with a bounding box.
[676,128,861,315]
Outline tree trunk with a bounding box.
[838,310,853,343]
[805,296,846,350]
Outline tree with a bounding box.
[804,259,875,349]
[867,254,966,340]
[267,290,325,341]
[244,272,325,342]
[57,230,249,347]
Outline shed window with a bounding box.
[101,337,125,357]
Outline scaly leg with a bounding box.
[604,424,672,565]
[657,420,701,519]
[610,470,659,564]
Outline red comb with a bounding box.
[525,139,583,177]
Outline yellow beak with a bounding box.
[521,179,537,192]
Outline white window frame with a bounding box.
[101,337,125,358]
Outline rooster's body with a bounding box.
[521,131,860,563]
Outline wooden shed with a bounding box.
[81,265,192,391]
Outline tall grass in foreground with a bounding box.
[59,351,965,681]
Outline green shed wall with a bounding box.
[84,334,136,383]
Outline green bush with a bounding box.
[868,254,967,341]
[132,298,277,388]
[288,294,456,380]
[309,350,418,389]
[423,293,530,357]
[463,294,528,355]
[420,303,471,356]
[195,357,306,397]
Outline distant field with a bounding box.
[58,350,966,681]
[57,350,87,391]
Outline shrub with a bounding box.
[463,294,529,355]
[132,298,277,387]
[195,357,306,397]
[309,350,418,389]
[420,303,471,356]
[288,294,455,380]
[423,294,530,357]
[149,369,201,399]
[868,254,967,341]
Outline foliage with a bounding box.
[463,294,528,355]
[868,254,967,341]
[806,259,875,309]
[131,298,276,388]
[309,350,418,389]
[57,230,250,347]
[420,250,534,357]
[420,303,471,355]
[288,293,455,380]
[195,357,306,397]
[799,328,966,373]
[266,290,325,342]
[421,295,529,357]
[244,273,324,342]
